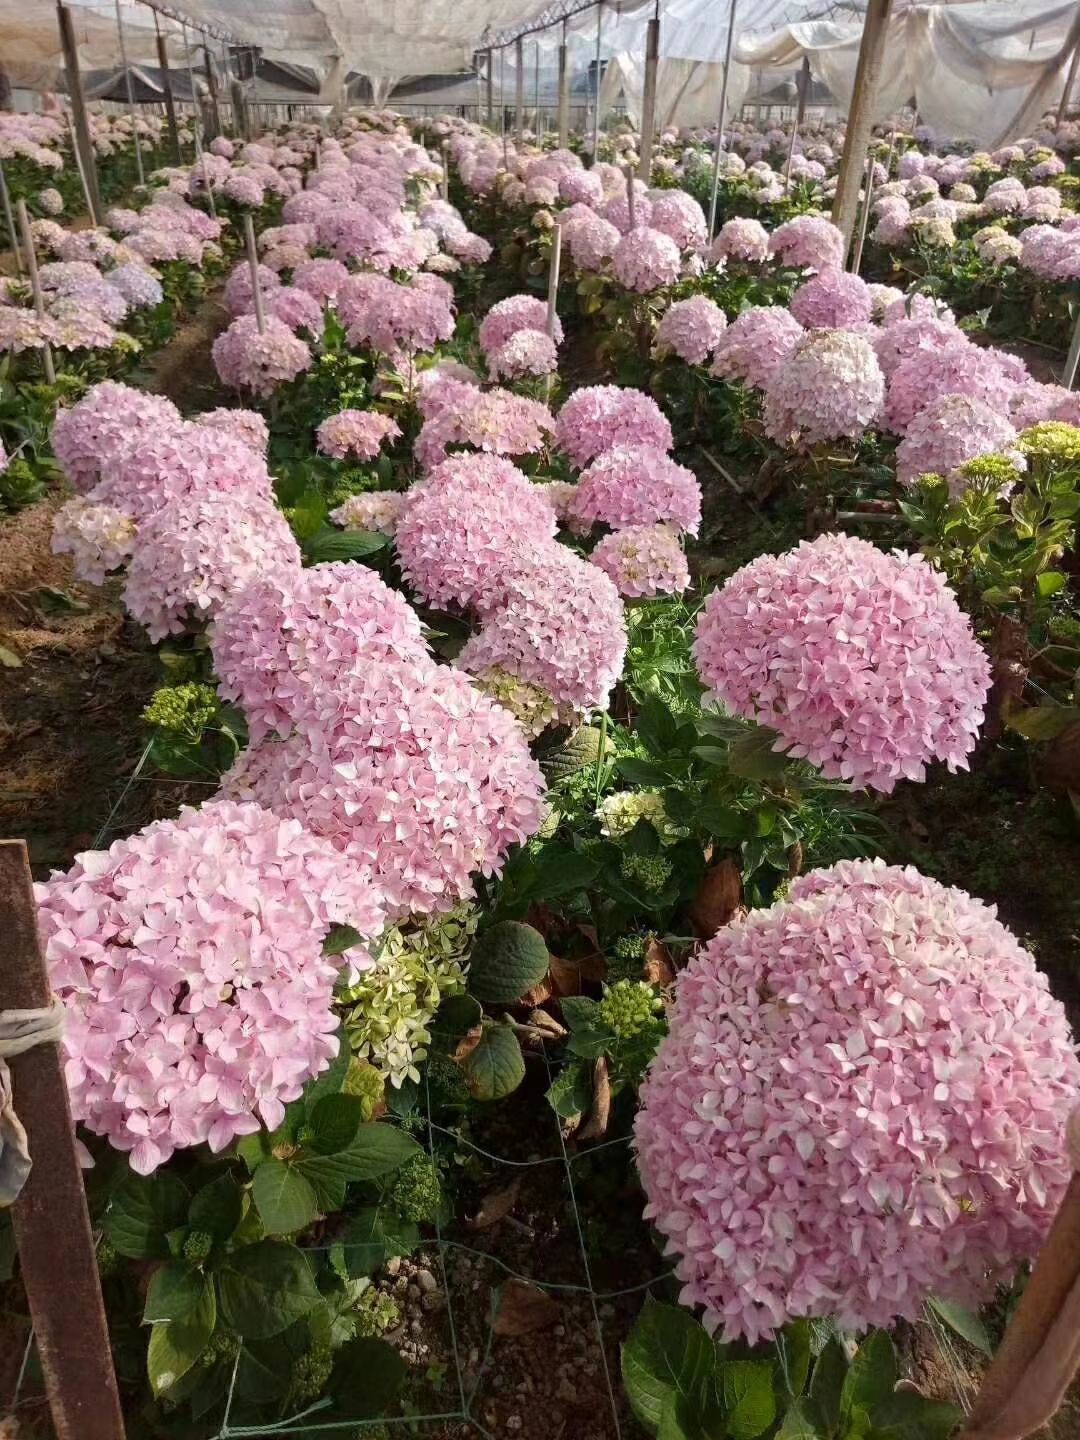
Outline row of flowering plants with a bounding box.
[3,100,1079,1438]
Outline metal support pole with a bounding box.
[849,151,875,274]
[707,0,738,237]
[0,841,125,1440]
[625,163,636,230]
[56,2,103,224]
[17,199,56,384]
[243,212,265,333]
[0,155,23,276]
[500,45,508,163]
[181,21,215,217]
[113,0,145,186]
[485,49,494,129]
[1057,39,1080,125]
[637,8,660,182]
[546,222,562,338]
[534,41,541,135]
[153,12,182,162]
[556,21,570,146]
[515,36,525,142]
[592,1,603,158]
[831,0,894,261]
[204,42,223,138]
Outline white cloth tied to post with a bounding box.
[0,999,65,1208]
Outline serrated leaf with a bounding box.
[216,1240,321,1340]
[430,993,484,1052]
[809,1338,848,1435]
[873,1390,963,1440]
[143,1263,206,1324]
[621,1298,716,1431]
[540,725,604,782]
[325,1337,406,1419]
[777,1397,828,1439]
[461,1021,525,1100]
[728,726,789,780]
[467,921,550,1004]
[636,695,680,756]
[304,526,387,562]
[926,1296,992,1356]
[775,1319,812,1401]
[546,1059,592,1120]
[721,1360,777,1439]
[295,1122,421,1200]
[1037,570,1067,597]
[841,1331,896,1421]
[339,1206,420,1277]
[307,1093,366,1154]
[323,923,363,956]
[105,1171,189,1259]
[251,1160,318,1236]
[1006,704,1079,741]
[147,1281,215,1397]
[187,1173,243,1244]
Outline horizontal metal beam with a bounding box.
[135,0,250,48]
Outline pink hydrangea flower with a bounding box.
[123,490,301,641]
[292,257,349,305]
[590,524,689,597]
[487,329,559,382]
[569,444,701,536]
[896,395,1024,491]
[789,269,874,329]
[709,306,803,390]
[693,533,991,791]
[212,315,313,398]
[763,330,885,448]
[612,226,682,292]
[768,215,845,271]
[330,491,407,536]
[648,190,707,250]
[884,340,1023,436]
[555,385,673,468]
[710,217,770,264]
[52,381,180,491]
[212,561,429,741]
[51,496,137,585]
[396,453,558,611]
[337,272,455,359]
[221,661,546,918]
[196,407,269,455]
[655,296,728,365]
[316,408,401,462]
[563,212,621,270]
[872,315,964,381]
[38,799,386,1174]
[414,386,555,471]
[224,261,282,317]
[636,857,1080,1344]
[457,544,627,712]
[479,294,562,355]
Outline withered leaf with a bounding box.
[466,1176,522,1232]
[577,1057,611,1143]
[492,1279,560,1337]
[643,937,676,986]
[452,1025,484,1064]
[688,857,744,939]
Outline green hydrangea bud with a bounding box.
[425,1054,470,1107]
[96,1237,119,1278]
[1018,422,1080,462]
[202,1327,241,1366]
[182,1228,214,1264]
[143,682,218,741]
[608,932,649,983]
[387,1154,443,1223]
[599,980,663,1040]
[353,1287,402,1338]
[290,1343,333,1405]
[619,852,673,893]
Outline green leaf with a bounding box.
[775,1397,827,1439]
[187,1174,243,1245]
[251,1160,319,1236]
[518,847,600,902]
[147,1282,215,1397]
[1037,570,1067,597]
[307,1093,367,1154]
[461,1021,525,1100]
[721,1361,777,1440]
[809,1338,848,1436]
[873,1390,964,1440]
[546,1059,592,1120]
[636,696,680,756]
[727,726,789,780]
[325,1336,406,1419]
[774,1320,812,1402]
[926,1296,992,1357]
[323,922,363,956]
[105,1171,189,1259]
[143,1263,207,1324]
[539,725,605,782]
[621,1298,716,1431]
[1005,704,1079,741]
[618,757,676,787]
[560,996,601,1031]
[430,993,484,1052]
[304,526,387,562]
[841,1331,896,1422]
[467,921,550,1004]
[295,1122,422,1199]
[338,1206,420,1277]
[216,1240,321,1340]
[235,1131,274,1173]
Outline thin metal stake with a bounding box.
[243,211,265,332]
[17,198,56,384]
[0,154,23,276]
[708,0,739,237]
[113,0,145,186]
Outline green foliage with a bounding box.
[467,919,550,1003]
[385,1153,444,1223]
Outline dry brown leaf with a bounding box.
[492,1279,560,1337]
[526,1009,567,1038]
[548,951,582,996]
[452,1025,484,1063]
[643,937,676,986]
[519,976,554,1008]
[466,1176,522,1231]
[688,857,744,939]
[578,1057,611,1143]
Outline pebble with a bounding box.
[386,1256,402,1276]
[421,1291,446,1313]
[416,1268,438,1293]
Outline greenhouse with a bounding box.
[1,0,1080,1437]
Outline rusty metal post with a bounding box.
[154,15,182,162]
[203,43,223,138]
[831,0,894,261]
[0,840,126,1440]
[56,1,103,224]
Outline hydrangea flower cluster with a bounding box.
[38,800,386,1175]
[710,306,803,390]
[895,396,1023,491]
[555,385,673,467]
[590,525,690,598]
[569,445,701,536]
[211,562,430,741]
[316,408,401,462]
[612,226,682,292]
[395,453,558,611]
[212,314,313,398]
[222,662,547,918]
[654,296,727,365]
[768,215,845,271]
[196,407,269,455]
[693,533,991,792]
[51,497,137,585]
[763,330,885,449]
[789,269,873,329]
[487,328,559,382]
[884,341,1022,435]
[710,217,770,264]
[636,858,1080,1343]
[52,381,180,490]
[330,491,406,536]
[478,294,562,355]
[414,385,555,471]
[337,272,455,360]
